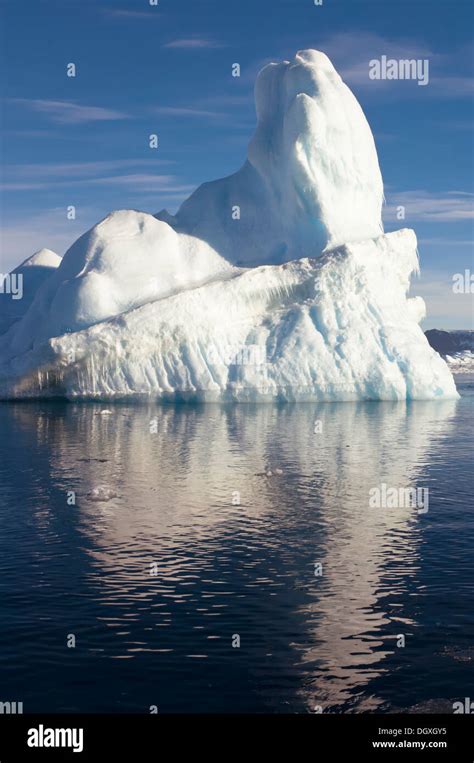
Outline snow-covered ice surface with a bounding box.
[425,330,474,375]
[0,50,458,401]
[0,210,234,360]
[445,352,474,375]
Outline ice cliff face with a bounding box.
[0,50,457,401]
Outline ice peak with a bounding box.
[166,49,384,266]
[21,248,61,269]
[294,49,335,69]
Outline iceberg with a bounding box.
[0,50,458,401]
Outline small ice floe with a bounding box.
[86,486,117,502]
[259,467,283,478]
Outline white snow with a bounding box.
[0,210,234,359]
[445,351,474,374]
[21,248,61,270]
[0,50,458,401]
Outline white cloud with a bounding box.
[412,270,474,330]
[1,160,194,194]
[0,208,97,273]
[9,99,129,124]
[252,32,473,100]
[155,106,224,118]
[418,238,473,247]
[4,159,173,181]
[152,105,254,129]
[84,174,194,193]
[384,191,474,223]
[105,10,161,19]
[332,32,434,86]
[164,38,225,49]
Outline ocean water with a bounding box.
[0,381,472,714]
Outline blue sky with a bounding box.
[1,0,473,328]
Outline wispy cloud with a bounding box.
[0,208,97,272]
[0,159,197,197]
[418,238,474,247]
[9,98,129,124]
[152,97,255,128]
[384,191,474,223]
[333,33,473,98]
[155,106,223,118]
[5,159,172,181]
[104,10,161,20]
[164,37,225,50]
[428,76,474,98]
[85,174,194,193]
[331,32,433,84]
[1,175,192,194]
[255,32,473,100]
[412,269,474,330]
[200,94,254,108]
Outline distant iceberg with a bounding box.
[0,50,458,401]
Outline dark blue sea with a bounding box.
[0,379,472,713]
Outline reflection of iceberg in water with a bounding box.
[253,401,457,711]
[10,398,457,711]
